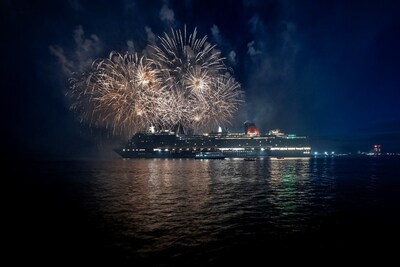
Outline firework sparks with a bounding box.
[69,26,243,138]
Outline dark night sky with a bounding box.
[3,0,400,159]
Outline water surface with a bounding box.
[18,157,400,264]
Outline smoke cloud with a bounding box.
[49,25,102,76]
[126,40,135,53]
[247,40,261,56]
[211,24,222,44]
[159,1,175,25]
[245,12,301,131]
[145,26,157,44]
[228,50,237,65]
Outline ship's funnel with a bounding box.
[244,121,259,137]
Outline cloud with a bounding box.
[211,24,222,44]
[49,25,102,76]
[49,46,75,76]
[124,0,136,11]
[243,0,258,8]
[244,12,301,130]
[228,50,237,65]
[210,24,238,66]
[281,22,299,57]
[248,14,261,34]
[145,26,157,44]
[73,26,102,69]
[279,22,299,76]
[247,40,261,56]
[246,16,299,76]
[126,40,135,53]
[68,0,82,11]
[159,1,175,25]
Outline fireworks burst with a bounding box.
[69,26,243,138]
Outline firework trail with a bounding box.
[69,26,243,138]
[69,52,168,137]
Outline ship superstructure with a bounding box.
[115,122,311,158]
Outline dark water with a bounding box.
[16,157,400,264]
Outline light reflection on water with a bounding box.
[87,158,339,258]
[22,157,400,264]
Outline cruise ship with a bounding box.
[115,122,311,159]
